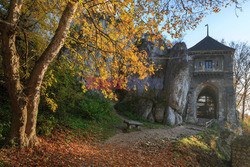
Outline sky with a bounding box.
[183,1,250,48]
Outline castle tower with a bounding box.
[186,35,239,127]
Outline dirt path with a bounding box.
[105,124,203,147]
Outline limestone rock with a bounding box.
[147,112,155,122]
[175,112,183,125]
[153,103,165,123]
[185,108,198,124]
[164,107,175,126]
[169,69,190,115]
[137,99,153,119]
[164,42,190,115]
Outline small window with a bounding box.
[205,60,212,69]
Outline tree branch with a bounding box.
[6,0,24,25]
[27,1,79,95]
[0,19,15,27]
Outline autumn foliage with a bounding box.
[0,0,243,148]
[67,0,241,99]
[0,127,227,167]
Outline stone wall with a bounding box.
[231,136,250,167]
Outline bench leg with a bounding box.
[126,123,131,129]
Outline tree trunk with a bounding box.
[24,1,79,146]
[0,1,79,147]
[1,26,28,146]
[0,0,28,146]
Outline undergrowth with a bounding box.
[173,123,235,166]
[114,98,169,129]
[0,60,122,147]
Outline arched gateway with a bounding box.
[196,83,218,119]
[185,35,238,126]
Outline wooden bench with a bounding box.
[123,119,144,129]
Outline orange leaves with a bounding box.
[0,130,210,167]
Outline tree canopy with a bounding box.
[1,0,242,99]
[0,0,243,147]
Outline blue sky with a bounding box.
[183,1,250,48]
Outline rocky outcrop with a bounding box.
[164,107,176,126]
[147,112,155,122]
[137,99,153,119]
[126,42,190,126]
[175,112,183,125]
[163,107,183,126]
[164,43,190,116]
[161,42,190,125]
[153,103,165,123]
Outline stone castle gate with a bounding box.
[185,35,238,127]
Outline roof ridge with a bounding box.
[188,36,234,52]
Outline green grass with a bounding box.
[0,93,123,148]
[38,101,122,142]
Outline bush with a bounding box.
[79,93,114,121]
[37,115,56,136]
[0,60,122,145]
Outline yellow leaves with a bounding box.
[73,32,79,39]
[81,84,87,93]
[45,96,58,112]
[79,0,84,4]
[167,43,173,47]
[57,0,235,100]
[152,35,156,42]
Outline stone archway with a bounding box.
[195,83,219,119]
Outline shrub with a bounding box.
[79,93,114,121]
[37,115,56,136]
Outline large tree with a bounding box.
[230,42,250,120]
[0,0,242,147]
